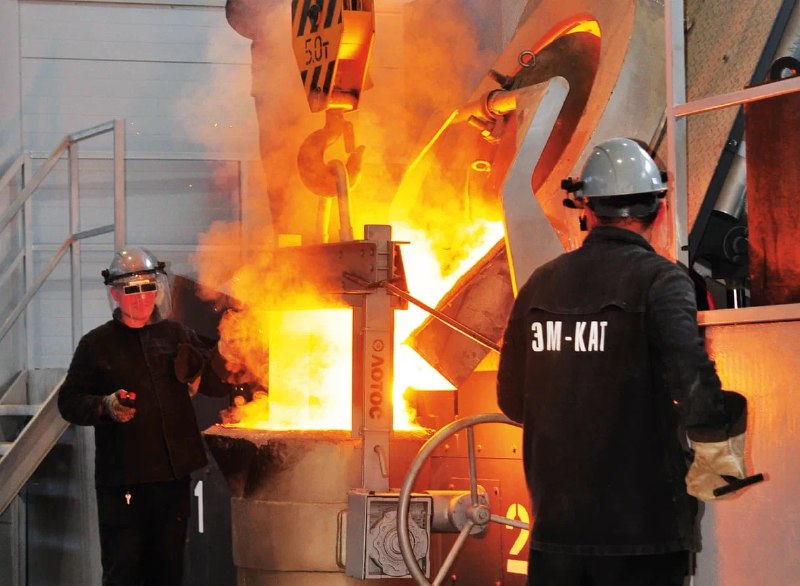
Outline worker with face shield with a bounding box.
[497,138,753,586]
[58,246,234,586]
[104,248,171,328]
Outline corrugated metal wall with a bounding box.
[13,0,430,369]
[18,0,254,368]
[19,1,254,156]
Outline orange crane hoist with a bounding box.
[291,0,375,113]
[292,0,374,233]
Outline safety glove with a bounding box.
[686,390,747,501]
[102,389,137,423]
[686,435,746,500]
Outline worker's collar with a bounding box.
[584,225,655,252]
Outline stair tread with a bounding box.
[0,404,41,416]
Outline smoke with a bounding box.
[183,0,508,428]
[186,0,505,283]
[352,11,480,197]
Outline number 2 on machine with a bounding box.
[504,503,530,575]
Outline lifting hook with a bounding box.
[297,109,365,198]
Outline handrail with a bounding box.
[0,153,27,196]
[0,225,114,343]
[0,136,70,236]
[0,120,119,236]
[0,250,24,292]
[0,119,125,352]
[674,75,800,118]
[0,121,123,581]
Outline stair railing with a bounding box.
[0,119,126,515]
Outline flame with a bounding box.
[217,217,504,431]
[215,307,352,431]
[190,1,513,432]
[392,219,505,430]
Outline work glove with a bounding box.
[102,390,136,423]
[686,390,747,501]
[686,434,746,500]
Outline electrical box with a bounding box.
[345,490,432,579]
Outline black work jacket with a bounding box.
[58,316,225,487]
[497,227,729,555]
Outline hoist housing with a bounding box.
[291,0,375,113]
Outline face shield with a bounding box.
[103,247,172,325]
[106,271,172,324]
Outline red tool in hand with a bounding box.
[117,390,137,407]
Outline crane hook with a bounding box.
[297,110,365,197]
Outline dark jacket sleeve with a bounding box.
[646,266,730,441]
[173,326,234,398]
[57,335,109,426]
[196,346,236,397]
[497,305,527,424]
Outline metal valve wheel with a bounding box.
[397,413,527,586]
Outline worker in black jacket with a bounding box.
[497,138,749,586]
[58,246,232,586]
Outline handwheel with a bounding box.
[397,413,527,586]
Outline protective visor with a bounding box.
[107,271,172,323]
[121,280,158,295]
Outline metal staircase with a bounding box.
[0,371,68,514]
[0,120,126,516]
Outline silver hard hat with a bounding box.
[102,247,165,285]
[580,137,667,198]
[562,137,667,218]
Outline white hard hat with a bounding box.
[562,137,667,218]
[581,137,667,198]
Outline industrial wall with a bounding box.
[0,0,24,396]
[18,0,255,367]
[0,0,22,171]
[697,314,800,585]
[0,1,26,580]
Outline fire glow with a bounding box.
[188,4,589,433]
[215,218,504,431]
